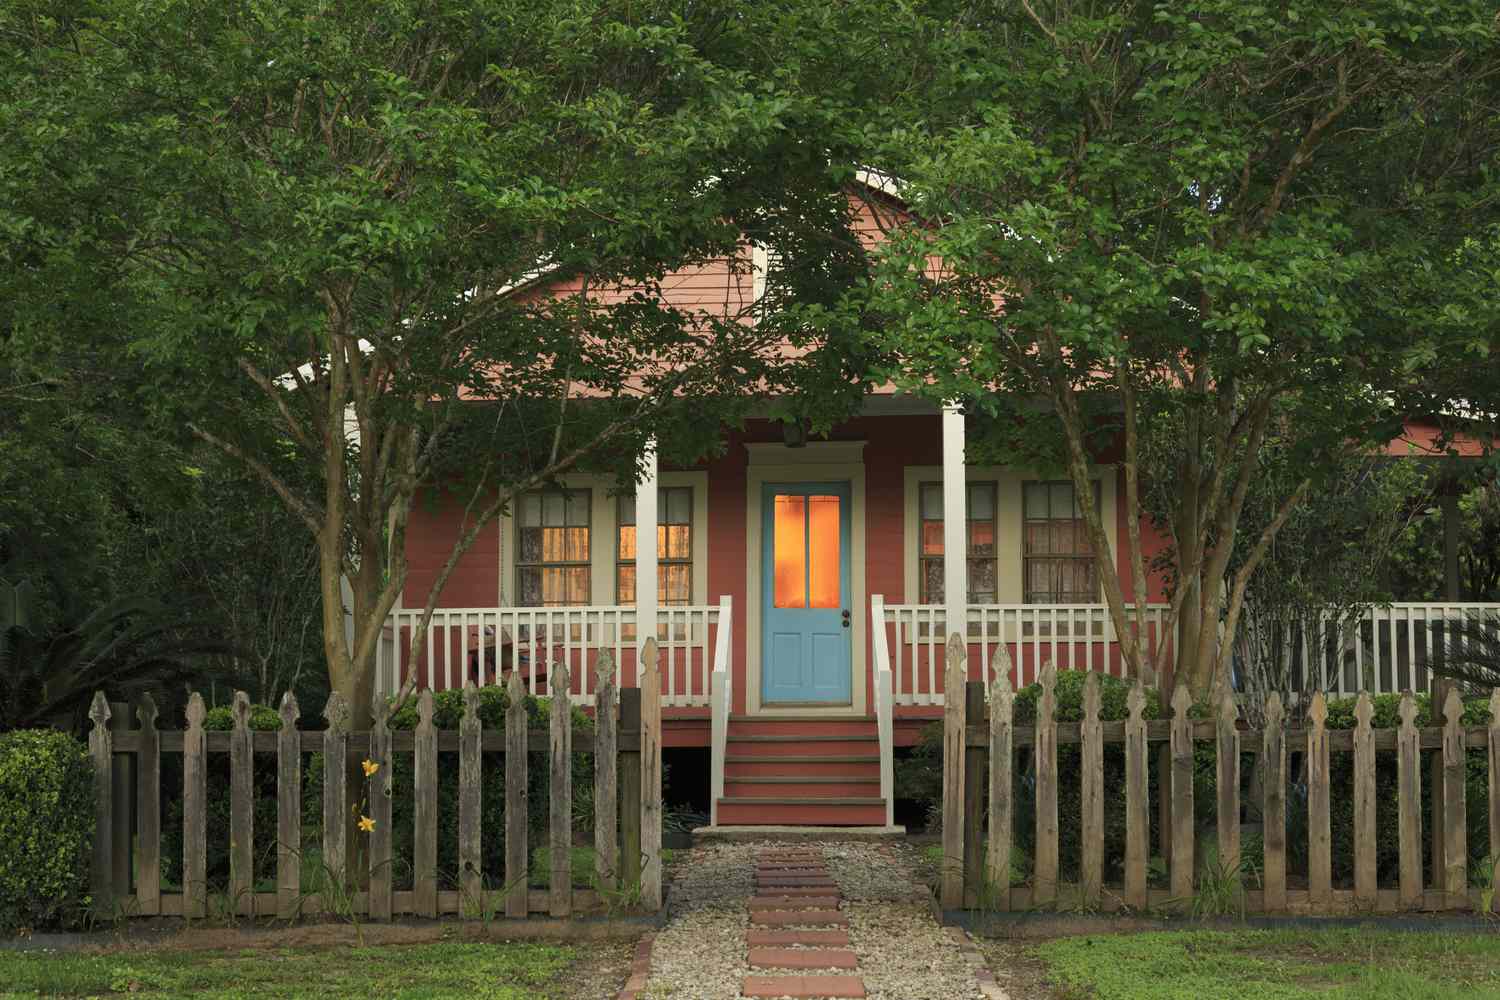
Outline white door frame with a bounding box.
[743,442,867,716]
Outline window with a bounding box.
[515,489,591,606]
[617,487,693,606]
[918,481,998,604]
[1023,481,1098,603]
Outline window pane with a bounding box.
[969,519,995,556]
[666,487,691,524]
[969,557,996,603]
[565,492,589,525]
[661,563,691,604]
[542,493,565,526]
[1050,482,1073,516]
[618,494,636,526]
[662,524,691,560]
[921,558,944,604]
[520,493,541,526]
[519,526,543,563]
[968,483,994,519]
[808,495,841,609]
[565,526,590,561]
[1025,521,1051,555]
[1023,482,1048,517]
[773,495,807,608]
[518,566,542,605]
[618,524,635,562]
[617,564,635,605]
[920,483,943,518]
[921,520,944,556]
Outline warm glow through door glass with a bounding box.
[773,495,807,608]
[807,496,841,608]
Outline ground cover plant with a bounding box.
[1005,927,1500,1000]
[0,941,576,1000]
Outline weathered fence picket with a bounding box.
[594,653,618,894]
[459,684,482,909]
[941,634,966,909]
[1307,692,1331,907]
[549,663,572,918]
[1033,664,1059,907]
[1169,685,1193,905]
[368,694,393,922]
[183,693,207,918]
[88,694,112,908]
[1215,692,1239,888]
[504,672,529,919]
[1123,682,1148,910]
[1397,692,1423,909]
[986,667,1014,911]
[1441,687,1467,901]
[640,638,664,911]
[962,680,985,909]
[229,692,253,915]
[1352,693,1377,908]
[1079,673,1103,909]
[136,694,161,917]
[321,692,349,898]
[276,693,300,919]
[1262,693,1287,911]
[414,690,438,918]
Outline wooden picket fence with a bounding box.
[87,644,668,921]
[936,635,1500,915]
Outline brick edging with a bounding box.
[616,931,655,1000]
[946,926,1010,1000]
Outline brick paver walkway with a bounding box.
[741,847,866,999]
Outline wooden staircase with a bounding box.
[717,716,887,826]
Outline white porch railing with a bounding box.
[876,599,1172,705]
[708,596,734,826]
[870,596,896,827]
[874,598,1500,703]
[377,599,730,707]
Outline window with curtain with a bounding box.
[918,481,998,604]
[1022,480,1099,603]
[515,489,591,606]
[616,487,693,605]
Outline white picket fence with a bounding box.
[376,599,731,707]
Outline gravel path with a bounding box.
[641,840,986,1000]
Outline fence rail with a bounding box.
[934,633,1500,915]
[88,644,669,921]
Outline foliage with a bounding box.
[0,592,237,731]
[0,729,93,931]
[1028,927,1500,1000]
[1385,477,1500,602]
[0,941,576,999]
[858,0,1500,700]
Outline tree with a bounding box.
[2,1,875,730]
[861,0,1500,698]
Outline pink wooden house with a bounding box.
[381,180,1495,829]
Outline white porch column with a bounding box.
[635,437,659,645]
[942,404,967,635]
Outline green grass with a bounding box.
[0,941,575,999]
[1032,927,1500,1000]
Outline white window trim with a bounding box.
[499,471,709,608]
[901,466,1118,606]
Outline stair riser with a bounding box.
[725,760,879,779]
[728,719,878,738]
[718,802,888,826]
[726,739,876,756]
[726,781,880,799]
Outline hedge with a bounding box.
[0,729,94,931]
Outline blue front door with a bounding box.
[761,482,852,704]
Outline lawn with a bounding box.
[0,941,576,999]
[1010,927,1500,1000]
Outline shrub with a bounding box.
[0,729,94,930]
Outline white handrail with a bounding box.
[870,594,895,828]
[708,594,733,826]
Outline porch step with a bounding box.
[718,797,888,827]
[726,778,879,799]
[725,737,877,757]
[728,716,878,738]
[726,757,879,780]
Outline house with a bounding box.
[380,180,1497,829]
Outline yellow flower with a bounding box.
[358,816,376,833]
[362,759,380,777]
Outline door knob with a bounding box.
[841,609,851,628]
